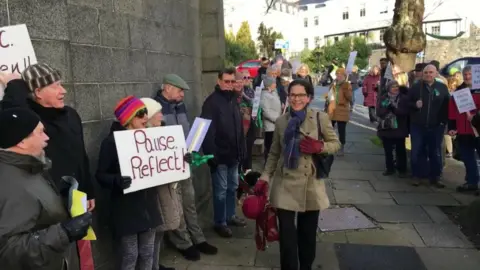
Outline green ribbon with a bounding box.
[190,152,214,167]
[255,107,263,128]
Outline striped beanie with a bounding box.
[21,63,62,91]
[114,96,146,126]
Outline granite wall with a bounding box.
[0,0,224,268]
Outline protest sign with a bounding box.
[345,51,357,74]
[384,62,394,80]
[113,125,190,194]
[452,88,477,114]
[186,117,211,152]
[472,65,480,90]
[252,86,262,119]
[0,24,37,99]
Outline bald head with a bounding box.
[422,64,437,84]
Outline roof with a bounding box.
[298,0,330,5]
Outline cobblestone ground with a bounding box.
[159,87,480,270]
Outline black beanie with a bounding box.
[0,108,41,149]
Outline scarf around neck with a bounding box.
[387,92,399,107]
[283,109,306,169]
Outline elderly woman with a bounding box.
[140,98,181,270]
[254,79,340,270]
[326,68,353,155]
[362,65,381,123]
[294,64,313,86]
[376,81,409,177]
[260,76,282,162]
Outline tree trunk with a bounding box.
[383,0,426,72]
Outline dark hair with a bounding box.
[430,60,440,71]
[380,58,388,62]
[218,67,236,79]
[288,79,314,97]
[260,57,268,62]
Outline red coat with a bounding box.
[448,84,480,135]
[362,74,380,107]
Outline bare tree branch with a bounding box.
[423,0,445,20]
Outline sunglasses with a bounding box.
[135,108,148,118]
[223,80,235,84]
[243,76,251,80]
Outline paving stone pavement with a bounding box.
[159,101,480,269]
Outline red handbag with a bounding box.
[255,201,279,251]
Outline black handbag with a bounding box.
[313,111,334,179]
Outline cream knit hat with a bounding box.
[140,98,162,120]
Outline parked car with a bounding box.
[440,57,480,77]
[236,59,261,78]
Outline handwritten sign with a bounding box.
[472,65,480,90]
[0,24,37,100]
[113,125,190,194]
[345,51,357,74]
[186,117,211,152]
[251,86,262,119]
[452,88,477,114]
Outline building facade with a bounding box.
[299,0,474,50]
[224,0,303,56]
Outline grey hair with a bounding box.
[263,76,276,88]
[386,80,399,92]
[463,65,472,74]
[266,63,281,74]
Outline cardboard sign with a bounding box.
[186,117,211,152]
[0,24,37,99]
[452,88,477,114]
[251,86,262,119]
[472,65,480,90]
[113,125,190,194]
[345,51,357,74]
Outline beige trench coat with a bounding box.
[155,183,182,231]
[261,108,341,212]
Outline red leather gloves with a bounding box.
[254,180,269,196]
[300,136,324,154]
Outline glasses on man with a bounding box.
[289,93,308,99]
[222,80,235,84]
[136,108,148,118]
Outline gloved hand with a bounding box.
[300,136,324,154]
[58,179,72,198]
[184,152,197,164]
[115,176,132,190]
[254,179,269,196]
[207,157,218,169]
[61,212,93,242]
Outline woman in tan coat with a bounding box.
[326,67,352,155]
[141,98,182,270]
[255,80,341,270]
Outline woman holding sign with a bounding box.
[253,79,341,270]
[96,96,162,270]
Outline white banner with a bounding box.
[345,51,357,74]
[113,125,190,194]
[472,64,480,90]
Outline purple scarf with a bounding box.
[283,109,306,169]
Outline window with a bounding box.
[314,16,319,26]
[314,36,321,47]
[304,38,309,49]
[334,36,339,43]
[446,59,467,76]
[286,5,290,13]
[228,23,233,29]
[431,25,441,35]
[242,61,261,68]
[304,18,308,27]
[279,3,283,12]
[342,8,349,20]
[379,29,385,42]
[299,6,308,11]
[380,0,389,14]
[360,4,366,17]
[345,33,350,37]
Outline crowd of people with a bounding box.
[0,53,479,270]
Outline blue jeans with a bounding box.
[410,125,444,181]
[211,163,239,226]
[457,135,480,185]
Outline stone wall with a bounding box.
[0,0,224,268]
[370,24,480,70]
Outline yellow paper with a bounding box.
[70,190,97,240]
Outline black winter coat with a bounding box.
[1,79,95,199]
[95,122,162,237]
[407,80,449,128]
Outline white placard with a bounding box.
[251,86,262,119]
[384,62,394,80]
[185,117,211,152]
[345,51,357,74]
[0,24,37,100]
[472,65,480,90]
[113,125,190,194]
[452,88,477,114]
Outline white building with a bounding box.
[298,0,474,50]
[224,0,303,55]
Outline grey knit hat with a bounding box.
[21,63,62,92]
[263,76,276,88]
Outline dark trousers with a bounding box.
[381,137,407,172]
[277,209,319,270]
[243,122,257,170]
[264,131,274,162]
[368,106,376,122]
[457,135,480,185]
[331,121,347,145]
[410,125,444,181]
